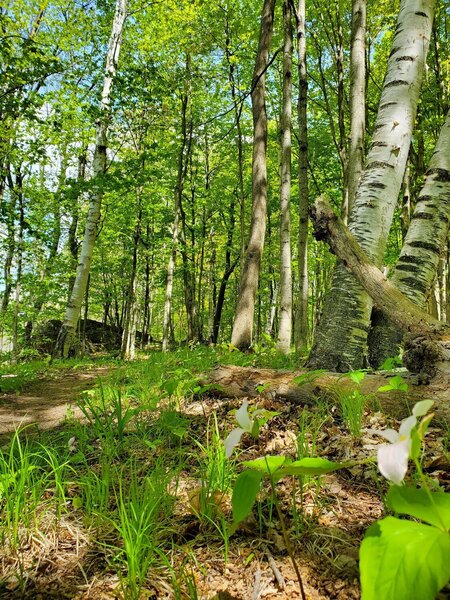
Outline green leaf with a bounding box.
[231,470,263,529]
[292,370,326,386]
[72,496,83,509]
[387,486,450,531]
[280,457,347,476]
[349,370,366,385]
[378,375,408,393]
[242,455,286,475]
[360,517,450,600]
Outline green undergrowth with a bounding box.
[0,348,445,599]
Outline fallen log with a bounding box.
[309,196,450,383]
[204,364,450,425]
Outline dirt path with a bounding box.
[0,367,110,436]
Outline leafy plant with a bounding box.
[360,400,450,599]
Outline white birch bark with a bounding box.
[277,0,293,353]
[369,110,450,365]
[294,0,309,351]
[309,0,435,371]
[346,0,366,218]
[231,0,276,350]
[55,0,126,357]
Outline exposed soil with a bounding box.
[0,368,110,437]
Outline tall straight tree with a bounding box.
[294,0,309,350]
[162,67,191,352]
[369,109,450,366]
[308,0,435,371]
[55,0,127,357]
[231,0,276,350]
[345,0,366,220]
[277,0,293,353]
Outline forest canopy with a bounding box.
[0,0,449,367]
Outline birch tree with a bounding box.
[369,109,450,367]
[346,0,366,219]
[277,0,293,353]
[55,0,127,357]
[231,0,276,350]
[294,0,309,351]
[308,0,435,371]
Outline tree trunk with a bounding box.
[1,165,16,315]
[310,195,450,382]
[162,78,191,352]
[277,0,293,354]
[231,0,276,350]
[308,0,435,371]
[203,364,450,425]
[54,0,126,358]
[11,166,24,363]
[346,0,366,219]
[67,151,87,299]
[121,200,142,360]
[368,110,450,367]
[224,15,247,277]
[294,0,309,351]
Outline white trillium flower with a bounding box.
[374,400,433,485]
[224,400,255,458]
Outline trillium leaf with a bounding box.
[280,457,347,476]
[242,455,286,475]
[387,486,450,531]
[231,470,263,530]
[360,516,450,600]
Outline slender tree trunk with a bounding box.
[277,0,293,353]
[334,1,348,218]
[67,151,87,298]
[231,0,276,350]
[368,110,450,367]
[11,166,24,363]
[346,0,366,219]
[162,75,191,351]
[179,146,197,342]
[1,166,16,315]
[308,0,435,371]
[121,198,142,360]
[54,0,126,358]
[224,14,246,273]
[294,0,309,351]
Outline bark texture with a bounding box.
[231,0,276,350]
[277,0,293,353]
[294,0,309,351]
[203,364,450,425]
[310,195,450,382]
[308,0,435,371]
[346,0,366,217]
[369,110,450,366]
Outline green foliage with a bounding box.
[377,375,408,393]
[360,517,450,600]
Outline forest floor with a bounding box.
[0,366,110,437]
[0,348,448,599]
